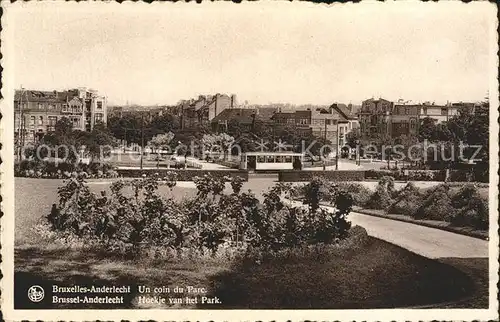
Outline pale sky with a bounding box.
[10,1,496,106]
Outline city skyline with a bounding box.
[11,2,495,106]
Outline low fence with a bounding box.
[365,169,488,183]
[279,169,489,183]
[278,170,365,182]
[116,168,249,181]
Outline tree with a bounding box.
[107,114,141,144]
[418,117,438,142]
[345,128,361,149]
[149,132,175,168]
[55,117,74,136]
[149,113,180,135]
[201,133,235,160]
[84,122,118,161]
[219,133,235,160]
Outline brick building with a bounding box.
[358,98,483,142]
[270,103,357,147]
[174,94,237,129]
[358,98,394,141]
[14,87,107,144]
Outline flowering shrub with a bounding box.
[413,184,455,221]
[449,184,489,230]
[15,160,117,179]
[45,173,353,258]
[365,176,395,210]
[387,182,424,215]
[335,182,372,207]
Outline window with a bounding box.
[37,103,43,109]
[73,117,81,127]
[95,113,104,123]
[48,116,58,126]
[266,155,275,163]
[257,156,266,163]
[441,108,447,116]
[276,156,283,163]
[30,116,35,126]
[38,116,43,125]
[284,156,292,163]
[97,102,103,109]
[325,119,332,125]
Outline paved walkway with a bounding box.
[185,157,231,170]
[285,199,489,259]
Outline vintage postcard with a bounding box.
[1,1,499,321]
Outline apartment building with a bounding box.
[271,103,356,147]
[359,97,484,141]
[358,98,394,141]
[391,104,420,138]
[172,94,237,129]
[418,103,459,124]
[14,87,107,144]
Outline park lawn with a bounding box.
[14,235,478,309]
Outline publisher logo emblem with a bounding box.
[28,285,45,302]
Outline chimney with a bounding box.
[230,94,237,108]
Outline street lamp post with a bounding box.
[355,139,360,166]
[335,120,339,170]
[17,87,25,161]
[323,119,327,171]
[140,112,144,170]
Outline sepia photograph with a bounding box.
[1,1,498,321]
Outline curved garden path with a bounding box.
[285,199,489,259]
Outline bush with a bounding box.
[364,170,395,180]
[365,176,395,210]
[335,183,372,207]
[413,184,455,221]
[14,160,116,179]
[46,173,353,258]
[365,169,446,181]
[449,184,488,230]
[279,170,365,182]
[115,169,249,181]
[388,182,424,215]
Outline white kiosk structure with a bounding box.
[239,151,304,170]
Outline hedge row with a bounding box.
[365,170,447,181]
[15,160,118,179]
[295,179,489,231]
[115,168,249,181]
[281,169,489,183]
[365,169,488,182]
[279,170,365,182]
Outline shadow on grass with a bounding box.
[15,238,486,310]
[434,257,489,308]
[202,237,479,309]
[15,246,225,309]
[15,247,138,309]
